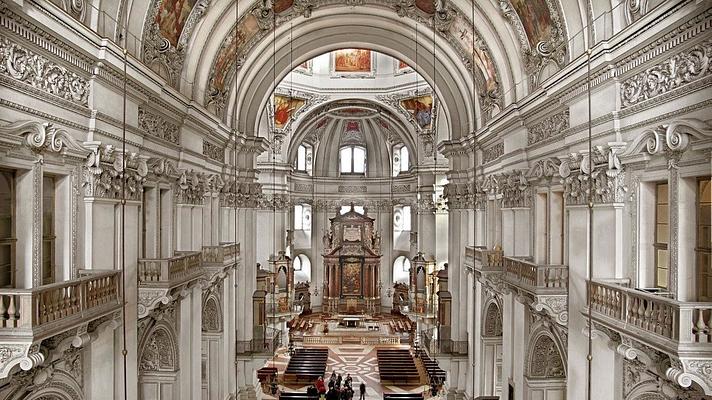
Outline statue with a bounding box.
[322,230,330,250]
[373,231,382,250]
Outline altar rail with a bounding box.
[0,270,121,337]
[301,335,401,346]
[202,242,240,265]
[503,257,568,295]
[138,251,202,286]
[587,280,712,351]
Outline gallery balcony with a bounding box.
[137,251,203,317]
[465,246,504,274]
[0,270,121,378]
[586,279,712,394]
[502,256,569,296]
[202,242,240,268]
[236,329,282,356]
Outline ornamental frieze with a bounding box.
[203,140,225,163]
[138,105,180,144]
[559,143,627,206]
[174,170,210,205]
[500,170,531,208]
[83,144,148,201]
[527,109,569,146]
[482,142,504,164]
[0,37,90,106]
[621,40,712,108]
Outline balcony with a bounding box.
[236,328,282,356]
[202,242,240,267]
[137,251,203,317]
[0,270,121,378]
[503,257,568,296]
[466,246,504,273]
[420,331,468,356]
[587,279,712,394]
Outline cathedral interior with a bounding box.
[0,0,710,399]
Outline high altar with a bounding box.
[322,204,382,314]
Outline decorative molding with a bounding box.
[83,143,148,202]
[203,140,224,163]
[621,40,712,108]
[0,37,89,107]
[528,109,569,146]
[500,170,531,208]
[338,185,367,193]
[392,184,410,193]
[559,143,627,206]
[293,183,313,193]
[482,142,504,164]
[138,105,181,144]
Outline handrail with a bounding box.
[138,251,202,284]
[588,280,712,345]
[468,246,503,271]
[0,270,121,332]
[202,242,240,264]
[503,256,568,293]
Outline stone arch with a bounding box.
[525,328,567,379]
[482,300,503,337]
[202,294,223,333]
[18,370,84,400]
[139,321,179,373]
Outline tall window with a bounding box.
[0,170,15,287]
[697,177,711,301]
[294,204,312,231]
[339,146,366,174]
[654,182,669,289]
[296,144,313,175]
[293,254,311,283]
[42,175,56,285]
[393,255,411,283]
[393,145,409,176]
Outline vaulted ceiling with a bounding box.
[80,0,629,137]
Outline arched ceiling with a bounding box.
[115,0,599,138]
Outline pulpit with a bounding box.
[322,204,382,314]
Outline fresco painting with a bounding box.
[450,16,498,93]
[334,49,372,73]
[155,0,197,47]
[213,15,260,90]
[273,95,306,129]
[511,0,554,47]
[397,60,410,71]
[400,95,433,129]
[415,0,436,14]
[296,60,312,73]
[345,120,361,132]
[272,0,294,14]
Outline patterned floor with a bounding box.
[265,345,429,399]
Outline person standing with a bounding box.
[359,382,366,400]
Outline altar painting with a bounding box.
[334,49,372,73]
[273,95,306,129]
[341,260,362,296]
[155,0,197,47]
[511,0,554,48]
[400,95,433,129]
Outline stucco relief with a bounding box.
[0,38,89,106]
[527,109,569,146]
[83,144,148,202]
[527,333,565,379]
[138,105,180,144]
[139,324,179,372]
[559,143,627,205]
[202,295,223,333]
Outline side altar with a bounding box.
[322,204,382,314]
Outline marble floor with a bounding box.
[264,345,430,399]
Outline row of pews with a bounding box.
[283,348,329,384]
[416,348,446,384]
[387,316,413,334]
[376,349,421,385]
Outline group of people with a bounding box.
[308,372,367,400]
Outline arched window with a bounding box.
[393,205,411,232]
[293,254,312,283]
[393,255,411,284]
[393,144,409,176]
[296,144,313,175]
[340,146,366,174]
[294,204,312,231]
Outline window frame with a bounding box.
[42,175,56,285]
[0,169,16,288]
[654,182,669,289]
[339,145,366,175]
[696,177,711,301]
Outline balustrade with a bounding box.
[202,242,240,265]
[503,256,568,294]
[0,270,120,337]
[468,246,503,272]
[588,280,712,348]
[138,251,203,286]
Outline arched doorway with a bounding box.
[481,300,503,397]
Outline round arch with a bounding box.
[482,300,503,337]
[393,255,411,284]
[293,254,312,283]
[202,294,223,333]
[524,326,567,379]
[138,321,180,373]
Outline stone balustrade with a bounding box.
[138,251,203,288]
[588,280,712,352]
[503,256,568,295]
[468,246,504,272]
[202,242,240,265]
[0,270,121,339]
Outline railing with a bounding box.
[138,251,202,285]
[503,257,568,294]
[202,242,240,265]
[0,270,120,334]
[469,246,504,272]
[236,331,282,355]
[588,280,712,348]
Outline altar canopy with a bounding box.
[322,204,382,314]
